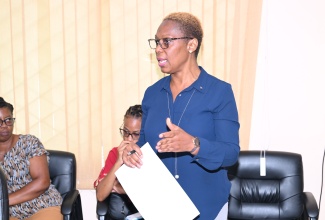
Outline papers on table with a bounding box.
[116,142,200,220]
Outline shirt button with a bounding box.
[196,159,199,162]
[179,94,182,97]
[200,86,203,90]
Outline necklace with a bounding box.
[166,89,196,179]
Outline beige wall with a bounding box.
[251,0,325,218]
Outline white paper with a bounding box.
[116,142,200,220]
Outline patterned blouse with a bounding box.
[0,134,63,219]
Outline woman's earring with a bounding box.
[189,51,192,54]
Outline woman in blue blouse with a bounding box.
[123,12,240,219]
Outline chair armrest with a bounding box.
[303,192,319,220]
[61,189,83,220]
[97,198,109,218]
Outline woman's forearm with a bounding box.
[96,162,121,201]
[9,178,50,206]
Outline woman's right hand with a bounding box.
[122,143,143,168]
[117,140,131,165]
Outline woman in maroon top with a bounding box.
[94,105,142,202]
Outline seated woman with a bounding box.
[0,97,63,220]
[94,105,142,219]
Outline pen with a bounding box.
[127,149,136,156]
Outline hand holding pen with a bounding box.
[122,143,143,168]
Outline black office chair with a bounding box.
[97,193,139,220]
[227,150,319,220]
[0,168,9,220]
[48,150,83,220]
[97,197,110,220]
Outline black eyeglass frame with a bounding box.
[148,37,193,49]
[119,128,140,140]
[0,118,16,127]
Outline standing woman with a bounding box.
[123,12,240,219]
[0,97,63,220]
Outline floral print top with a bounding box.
[0,134,63,219]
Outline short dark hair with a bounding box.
[124,105,142,119]
[163,12,203,57]
[0,97,14,114]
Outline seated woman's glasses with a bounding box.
[0,118,15,127]
[119,128,140,140]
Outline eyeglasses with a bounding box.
[0,118,15,127]
[119,128,140,140]
[148,37,193,49]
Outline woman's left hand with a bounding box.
[156,118,194,153]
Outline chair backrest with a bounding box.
[0,168,9,220]
[227,150,304,219]
[47,150,76,199]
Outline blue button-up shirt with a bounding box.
[137,66,240,219]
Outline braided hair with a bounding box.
[0,97,14,114]
[124,105,142,119]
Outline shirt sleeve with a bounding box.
[26,135,48,160]
[193,83,240,169]
[93,147,118,188]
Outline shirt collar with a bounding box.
[161,66,208,94]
